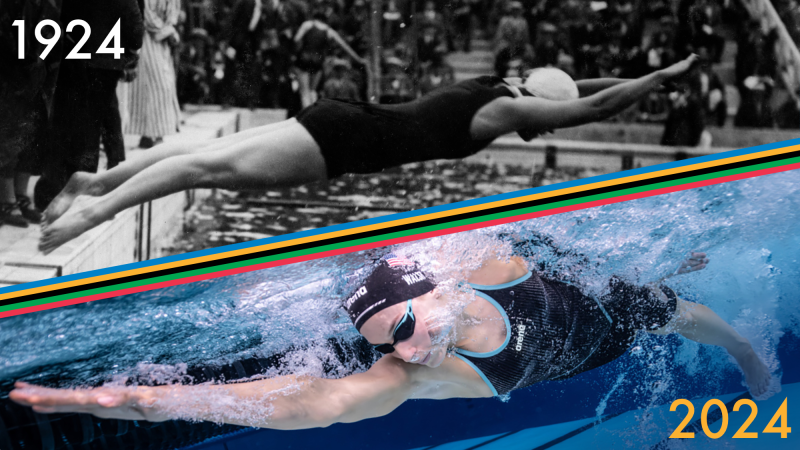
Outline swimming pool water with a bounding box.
[1,170,799,449]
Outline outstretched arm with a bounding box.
[575,78,631,97]
[9,356,471,429]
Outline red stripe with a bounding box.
[2,162,798,319]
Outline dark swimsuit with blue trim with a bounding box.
[454,272,678,396]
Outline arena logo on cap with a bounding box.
[345,286,367,309]
[401,272,426,285]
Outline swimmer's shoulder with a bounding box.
[394,356,495,399]
[467,257,529,286]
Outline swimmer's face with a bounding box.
[359,290,452,368]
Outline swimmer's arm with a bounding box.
[575,79,631,97]
[9,357,473,429]
[294,21,314,43]
[327,28,368,66]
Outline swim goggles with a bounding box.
[373,299,415,354]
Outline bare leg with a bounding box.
[650,297,772,397]
[39,121,327,253]
[43,119,296,225]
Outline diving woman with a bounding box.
[38,55,700,254]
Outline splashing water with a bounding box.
[1,171,798,425]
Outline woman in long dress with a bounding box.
[126,0,182,148]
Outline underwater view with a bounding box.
[1,169,799,449]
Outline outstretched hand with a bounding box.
[675,251,709,275]
[9,381,154,421]
[659,54,701,79]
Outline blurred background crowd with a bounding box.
[1,0,799,230]
[174,0,799,128]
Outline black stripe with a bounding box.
[421,411,624,450]
[6,150,799,305]
[649,392,751,450]
[530,412,624,450]
[465,430,522,449]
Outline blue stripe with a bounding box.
[455,292,511,358]
[452,353,498,397]
[468,271,532,291]
[3,140,798,295]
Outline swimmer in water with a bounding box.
[38,55,701,254]
[10,251,773,429]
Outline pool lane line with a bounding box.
[417,411,624,450]
[528,412,626,450]
[2,157,799,317]
[648,392,752,450]
[1,144,797,304]
[416,430,523,450]
[463,430,523,449]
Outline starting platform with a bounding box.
[0,108,284,288]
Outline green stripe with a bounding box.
[5,156,798,312]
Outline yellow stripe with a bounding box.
[2,144,798,301]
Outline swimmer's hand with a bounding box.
[654,251,709,284]
[658,54,701,79]
[9,381,164,422]
[675,251,709,275]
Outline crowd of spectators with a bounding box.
[177,0,467,114]
[775,0,800,45]
[481,0,797,145]
[175,0,795,134]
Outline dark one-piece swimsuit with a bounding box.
[295,76,516,178]
[454,271,678,396]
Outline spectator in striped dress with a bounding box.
[126,0,182,149]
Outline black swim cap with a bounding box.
[344,254,436,331]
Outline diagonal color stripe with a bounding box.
[3,146,799,305]
[2,144,798,303]
[6,156,791,312]
[5,140,800,302]
[2,159,798,319]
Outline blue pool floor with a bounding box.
[410,383,799,450]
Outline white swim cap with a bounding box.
[523,68,579,101]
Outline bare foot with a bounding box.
[734,348,772,398]
[38,203,104,255]
[43,172,104,226]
